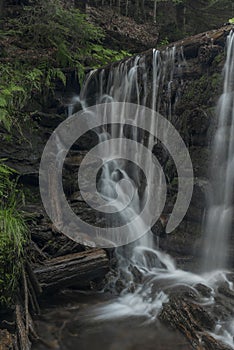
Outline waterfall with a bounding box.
[72,48,187,314]
[76,47,180,251]
[36,32,234,350]
[72,47,220,321]
[77,47,180,246]
[69,35,234,327]
[202,31,234,272]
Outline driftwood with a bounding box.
[89,25,234,77]
[15,301,31,350]
[159,297,232,350]
[33,249,109,292]
[0,329,14,350]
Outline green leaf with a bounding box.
[0,109,12,132]
[0,97,7,108]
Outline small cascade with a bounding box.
[202,31,234,272]
[77,48,180,246]
[65,34,234,346]
[71,47,190,318]
[210,319,234,349]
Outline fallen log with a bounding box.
[0,329,14,350]
[15,302,31,350]
[159,297,232,350]
[33,249,109,293]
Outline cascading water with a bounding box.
[73,45,227,318]
[202,31,234,272]
[62,33,234,350]
[69,48,185,318]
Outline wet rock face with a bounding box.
[186,108,211,137]
[157,27,233,263]
[198,44,223,65]
[0,26,233,268]
[157,272,234,350]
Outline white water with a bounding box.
[202,31,234,272]
[69,33,234,349]
[210,319,234,349]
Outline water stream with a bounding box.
[202,31,234,272]
[34,32,234,349]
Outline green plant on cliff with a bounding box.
[0,160,27,307]
[0,64,43,131]
[0,0,130,132]
[4,0,103,55]
[2,0,131,72]
[91,45,131,67]
[0,62,69,131]
[159,36,169,46]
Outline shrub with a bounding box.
[0,160,27,307]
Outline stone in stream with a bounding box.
[159,297,232,350]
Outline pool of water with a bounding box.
[32,291,192,350]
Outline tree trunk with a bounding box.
[135,0,139,19]
[117,0,121,14]
[153,0,157,23]
[33,249,109,293]
[183,5,186,31]
[125,0,128,16]
[0,0,4,19]
[141,0,145,20]
[75,0,87,11]
[159,297,231,350]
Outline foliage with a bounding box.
[4,0,131,70]
[5,0,103,48]
[172,0,184,4]
[0,64,42,131]
[91,45,131,67]
[0,0,130,131]
[0,63,67,131]
[0,160,27,307]
[229,18,234,24]
[159,37,169,46]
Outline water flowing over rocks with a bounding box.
[1,25,234,350]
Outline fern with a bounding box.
[56,42,73,67]
[0,96,7,108]
[25,68,43,91]
[45,67,67,87]
[0,0,131,132]
[0,161,15,198]
[91,44,131,68]
[0,109,12,132]
[53,69,67,86]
